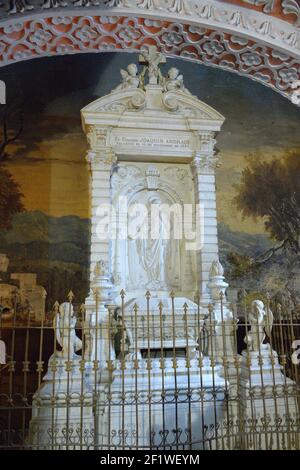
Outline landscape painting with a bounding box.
[0,52,300,319]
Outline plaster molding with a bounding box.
[0,10,299,104]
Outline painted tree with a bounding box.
[229,151,300,277]
[0,97,23,162]
[0,98,24,229]
[0,168,24,229]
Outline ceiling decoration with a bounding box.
[0,1,299,104]
[227,1,300,25]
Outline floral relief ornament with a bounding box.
[0,16,299,103]
[2,0,300,33]
[241,0,275,14]
[282,0,300,27]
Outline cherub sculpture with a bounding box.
[113,64,140,92]
[54,302,82,358]
[244,300,273,352]
[164,67,191,95]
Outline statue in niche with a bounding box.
[54,302,82,358]
[127,194,180,290]
[244,300,273,352]
[113,64,140,92]
[164,67,191,95]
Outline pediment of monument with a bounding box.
[81,86,224,124]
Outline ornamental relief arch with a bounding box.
[0,0,299,105]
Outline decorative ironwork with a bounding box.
[0,288,299,450]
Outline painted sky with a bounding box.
[1,52,300,234]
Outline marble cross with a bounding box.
[139,46,166,85]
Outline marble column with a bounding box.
[84,143,117,370]
[86,147,116,287]
[191,132,219,304]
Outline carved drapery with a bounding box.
[110,163,196,296]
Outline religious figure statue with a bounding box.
[54,302,82,358]
[113,64,140,92]
[113,307,141,360]
[139,46,166,85]
[164,67,191,95]
[134,195,167,289]
[244,300,273,352]
[128,194,180,290]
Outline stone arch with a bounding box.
[0,1,299,104]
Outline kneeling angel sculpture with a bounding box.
[113,64,140,92]
[244,299,273,352]
[54,302,82,359]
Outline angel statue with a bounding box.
[54,302,82,359]
[164,67,191,95]
[113,64,140,92]
[244,300,273,352]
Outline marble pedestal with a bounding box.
[29,355,94,449]
[238,345,299,450]
[97,357,226,450]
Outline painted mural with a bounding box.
[0,52,300,320]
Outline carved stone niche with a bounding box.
[81,57,225,306]
[111,162,196,298]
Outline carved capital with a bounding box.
[191,153,220,175]
[198,131,217,154]
[86,149,117,168]
[86,126,109,149]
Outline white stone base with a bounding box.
[29,355,94,450]
[97,357,226,450]
[238,345,300,450]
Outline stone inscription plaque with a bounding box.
[111,134,192,151]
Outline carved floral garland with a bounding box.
[0,15,299,102]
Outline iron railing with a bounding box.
[0,290,299,450]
